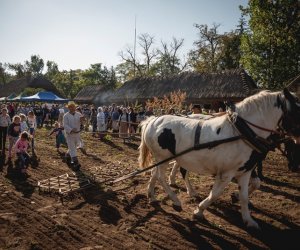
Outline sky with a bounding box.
[0,0,248,71]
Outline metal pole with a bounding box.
[133,15,137,77]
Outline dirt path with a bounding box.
[0,129,299,249]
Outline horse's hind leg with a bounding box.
[236,173,259,229]
[169,161,179,186]
[147,167,158,202]
[232,176,261,202]
[158,164,182,207]
[194,174,232,219]
[169,163,197,197]
[180,167,197,197]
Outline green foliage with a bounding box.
[8,63,26,78]
[25,55,44,76]
[45,63,118,99]
[240,0,300,89]
[45,61,59,79]
[188,24,222,72]
[219,32,241,70]
[0,62,13,85]
[7,54,44,79]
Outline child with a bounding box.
[27,111,37,152]
[15,131,31,174]
[0,108,11,155]
[7,115,21,160]
[49,122,66,151]
[19,113,29,132]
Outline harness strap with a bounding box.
[110,135,242,184]
[194,122,202,147]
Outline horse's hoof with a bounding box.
[187,191,198,198]
[231,193,239,204]
[245,220,260,230]
[169,183,178,188]
[149,199,158,205]
[192,213,204,221]
[193,209,204,220]
[172,204,182,212]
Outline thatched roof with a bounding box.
[109,69,258,104]
[74,85,109,103]
[0,76,61,97]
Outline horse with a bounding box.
[168,132,294,198]
[138,89,300,229]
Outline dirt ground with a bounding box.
[0,128,299,250]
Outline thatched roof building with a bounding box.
[0,76,61,97]
[74,85,111,104]
[109,69,258,106]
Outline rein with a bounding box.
[101,134,242,185]
[239,116,283,135]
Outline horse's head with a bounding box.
[278,88,300,139]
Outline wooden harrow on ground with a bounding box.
[37,172,92,202]
[37,162,135,201]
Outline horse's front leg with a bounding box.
[236,173,260,229]
[158,164,182,207]
[194,173,232,219]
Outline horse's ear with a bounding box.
[283,88,296,104]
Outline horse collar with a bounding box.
[227,112,277,154]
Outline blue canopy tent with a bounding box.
[0,93,17,102]
[22,91,68,102]
[12,93,27,101]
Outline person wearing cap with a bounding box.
[191,104,202,114]
[63,101,84,168]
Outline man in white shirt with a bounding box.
[63,102,84,170]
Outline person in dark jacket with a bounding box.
[7,115,21,160]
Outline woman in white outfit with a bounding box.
[97,107,106,140]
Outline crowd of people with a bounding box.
[0,100,225,174]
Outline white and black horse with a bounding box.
[138,89,300,229]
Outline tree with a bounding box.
[154,37,187,76]
[240,0,300,89]
[118,33,159,79]
[219,31,241,70]
[139,33,159,75]
[8,63,27,78]
[25,55,44,76]
[45,60,59,78]
[0,62,13,85]
[115,61,134,83]
[188,23,223,72]
[81,63,117,89]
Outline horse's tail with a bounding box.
[138,116,156,168]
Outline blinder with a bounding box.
[278,89,300,137]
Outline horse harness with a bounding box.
[106,99,291,184]
[225,102,287,155]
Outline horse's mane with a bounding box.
[236,90,280,116]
